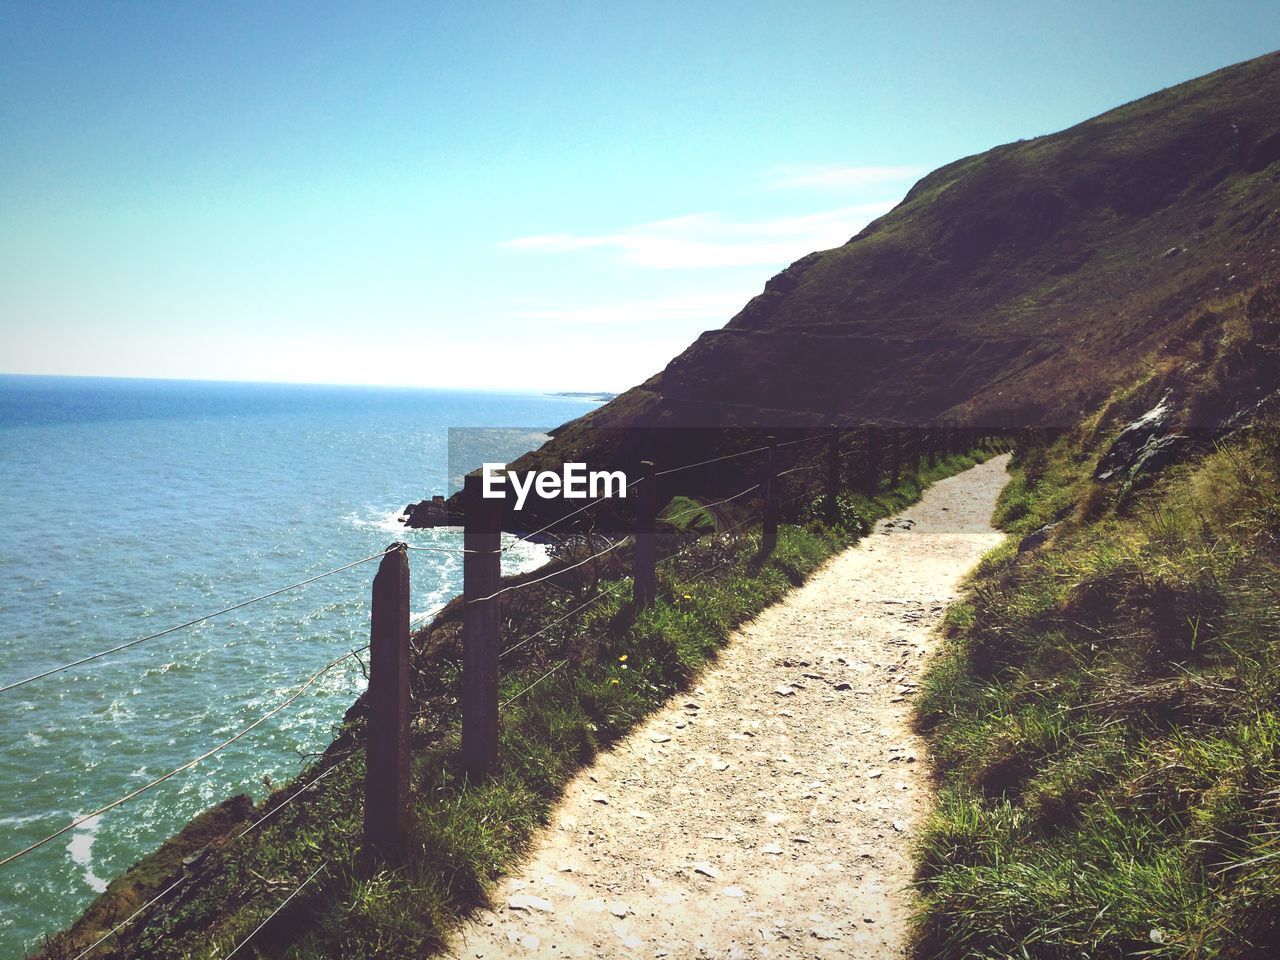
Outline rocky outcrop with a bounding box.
[1094,394,1176,482]
[403,495,456,529]
[1093,392,1205,492]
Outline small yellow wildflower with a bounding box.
[619,654,628,662]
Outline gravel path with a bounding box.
[448,454,1011,959]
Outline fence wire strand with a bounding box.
[500,584,622,661]
[1,550,392,695]
[0,649,362,868]
[776,462,824,478]
[235,754,357,839]
[468,537,630,605]
[221,861,329,960]
[502,476,644,552]
[660,483,761,528]
[654,444,767,478]
[772,434,829,451]
[500,660,569,710]
[71,873,189,960]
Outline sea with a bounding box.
[0,374,601,956]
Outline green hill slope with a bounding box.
[538,50,1280,450]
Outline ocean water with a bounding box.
[0,375,599,955]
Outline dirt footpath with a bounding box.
[448,454,1011,959]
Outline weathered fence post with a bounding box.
[633,459,657,609]
[824,427,840,526]
[862,426,880,495]
[364,542,411,856]
[462,473,502,779]
[762,436,778,556]
[910,426,922,475]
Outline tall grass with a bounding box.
[914,411,1280,958]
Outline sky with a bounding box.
[1,2,1277,392]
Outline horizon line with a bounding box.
[0,370,619,396]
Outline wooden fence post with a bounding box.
[824,427,840,526]
[633,459,657,609]
[762,436,778,556]
[462,473,502,779]
[364,542,411,856]
[862,426,880,495]
[910,426,922,475]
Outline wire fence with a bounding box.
[7,422,1012,958]
[0,551,391,695]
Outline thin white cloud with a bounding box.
[501,201,895,270]
[766,164,927,190]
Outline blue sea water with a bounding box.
[0,375,599,955]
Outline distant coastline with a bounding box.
[548,390,616,402]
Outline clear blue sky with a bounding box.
[2,2,1276,391]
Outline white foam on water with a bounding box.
[345,507,412,536]
[500,535,551,576]
[0,812,59,828]
[66,813,107,894]
[141,660,190,678]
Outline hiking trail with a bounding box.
[448,454,1012,959]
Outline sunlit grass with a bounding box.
[914,330,1280,960]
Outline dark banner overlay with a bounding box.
[401,424,1029,538]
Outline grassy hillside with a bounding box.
[913,281,1280,958]
[424,52,1280,537]
[530,51,1280,452]
[451,49,1280,544]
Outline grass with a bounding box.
[43,446,1003,959]
[912,284,1280,958]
